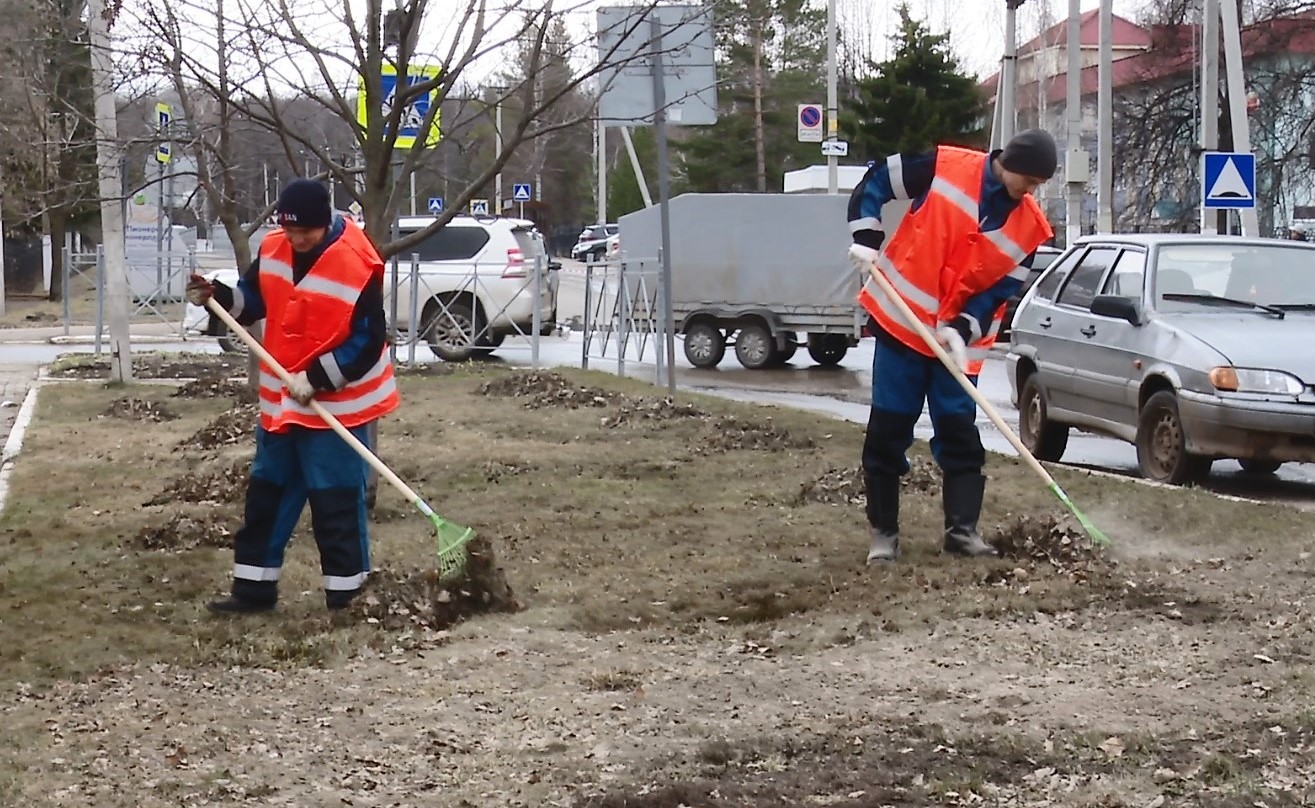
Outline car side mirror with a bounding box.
[1090,294,1143,325]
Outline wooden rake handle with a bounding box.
[204,298,425,507]
[862,263,1060,489]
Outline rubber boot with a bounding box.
[942,473,998,558]
[864,474,901,564]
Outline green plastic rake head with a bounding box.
[425,504,476,583]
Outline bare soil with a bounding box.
[2,358,1315,806]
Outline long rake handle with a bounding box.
[862,264,1062,489]
[205,298,429,512]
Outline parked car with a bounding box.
[571,223,618,262]
[389,214,559,362]
[184,215,559,363]
[999,245,1063,341]
[1007,234,1315,484]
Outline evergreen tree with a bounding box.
[676,0,825,193]
[840,4,985,160]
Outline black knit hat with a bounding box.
[1000,129,1059,180]
[274,179,332,229]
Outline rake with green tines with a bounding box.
[859,261,1110,548]
[206,299,476,580]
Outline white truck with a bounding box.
[618,193,864,369]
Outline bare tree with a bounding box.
[123,0,668,263]
[1115,4,1315,235]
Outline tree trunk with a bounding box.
[752,21,767,193]
[47,210,66,302]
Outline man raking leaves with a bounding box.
[848,130,1106,564]
[187,179,400,613]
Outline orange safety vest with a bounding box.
[256,217,400,433]
[857,146,1054,375]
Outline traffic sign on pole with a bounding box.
[512,183,532,202]
[355,64,443,150]
[1202,151,1256,210]
[427,197,444,214]
[470,199,489,215]
[154,103,172,164]
[797,104,823,143]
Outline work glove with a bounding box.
[848,243,879,275]
[935,324,969,374]
[286,370,316,405]
[185,274,213,307]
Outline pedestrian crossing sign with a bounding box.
[1202,151,1256,210]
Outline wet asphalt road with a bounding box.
[10,267,1313,508]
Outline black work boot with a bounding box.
[942,473,998,558]
[864,474,901,564]
[206,596,276,615]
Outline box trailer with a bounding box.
[618,193,865,369]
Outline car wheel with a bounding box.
[683,321,725,368]
[1136,391,1212,485]
[425,300,479,362]
[734,322,775,369]
[1018,374,1069,462]
[1239,458,1282,475]
[806,334,848,366]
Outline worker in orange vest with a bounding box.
[847,130,1057,563]
[187,179,399,612]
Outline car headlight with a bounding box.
[1209,366,1305,395]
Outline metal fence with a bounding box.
[62,247,200,353]
[385,253,556,367]
[580,256,677,384]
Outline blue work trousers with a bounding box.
[862,337,985,479]
[229,423,372,604]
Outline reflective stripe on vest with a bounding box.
[257,219,399,432]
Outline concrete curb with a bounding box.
[0,382,42,513]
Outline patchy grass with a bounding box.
[3,363,1314,688]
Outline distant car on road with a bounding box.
[999,245,1062,341]
[571,224,618,262]
[1008,234,1315,484]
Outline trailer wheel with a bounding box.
[807,334,848,366]
[769,331,798,366]
[734,322,775,369]
[683,321,725,368]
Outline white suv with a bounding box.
[389,215,559,362]
[184,215,559,362]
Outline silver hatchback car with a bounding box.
[1007,234,1315,484]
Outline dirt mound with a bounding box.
[795,466,865,506]
[50,352,247,380]
[180,404,259,450]
[987,511,1109,582]
[701,416,815,453]
[172,376,256,403]
[796,458,942,506]
[477,371,621,409]
[603,397,708,428]
[101,397,178,423]
[902,456,940,493]
[135,513,233,551]
[351,536,520,630]
[146,460,248,507]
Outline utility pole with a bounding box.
[1220,0,1259,236]
[87,0,133,383]
[492,87,505,214]
[1000,0,1022,147]
[1201,0,1220,234]
[825,0,838,193]
[596,119,607,225]
[1096,0,1113,233]
[1064,0,1086,246]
